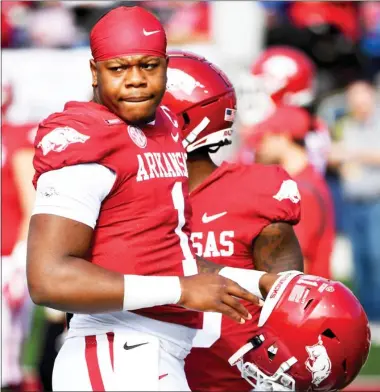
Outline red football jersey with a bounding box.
[33,101,201,328]
[1,121,36,256]
[293,165,335,279]
[185,162,301,391]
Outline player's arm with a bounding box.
[196,255,223,274]
[27,164,261,321]
[196,255,281,299]
[253,222,304,273]
[27,213,126,313]
[28,214,261,320]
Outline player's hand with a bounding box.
[178,274,260,323]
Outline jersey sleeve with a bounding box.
[33,110,118,188]
[252,165,301,226]
[33,163,116,228]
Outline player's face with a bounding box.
[91,55,168,124]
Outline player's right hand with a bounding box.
[178,274,260,323]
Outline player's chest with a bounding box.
[103,125,189,218]
[190,194,253,262]
[112,125,187,184]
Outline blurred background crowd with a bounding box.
[2,1,380,391]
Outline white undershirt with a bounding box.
[33,163,117,228]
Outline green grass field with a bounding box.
[360,342,380,376]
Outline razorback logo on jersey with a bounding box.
[37,127,90,156]
[273,180,301,204]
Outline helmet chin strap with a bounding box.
[182,117,210,150]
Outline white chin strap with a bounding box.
[182,117,210,150]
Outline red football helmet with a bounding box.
[162,50,236,153]
[229,272,371,392]
[251,46,316,107]
[237,46,316,127]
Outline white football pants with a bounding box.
[52,327,191,391]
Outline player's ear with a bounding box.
[90,59,98,87]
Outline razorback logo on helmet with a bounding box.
[166,68,207,95]
[262,55,299,94]
[305,336,332,386]
[37,127,90,156]
[273,180,301,204]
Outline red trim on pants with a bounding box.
[106,332,114,371]
[85,335,105,391]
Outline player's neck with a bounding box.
[281,146,309,177]
[187,158,218,193]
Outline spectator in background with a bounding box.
[1,80,37,391]
[236,46,331,176]
[1,1,32,48]
[329,80,380,328]
[263,1,367,95]
[143,1,211,44]
[248,106,335,279]
[26,1,79,48]
[359,2,380,80]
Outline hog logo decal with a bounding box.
[305,336,332,386]
[38,127,90,156]
[273,179,301,204]
[166,68,207,95]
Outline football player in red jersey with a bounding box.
[237,46,331,175]
[1,80,38,390]
[162,51,304,392]
[26,6,280,391]
[247,106,335,279]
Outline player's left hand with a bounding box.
[178,273,260,323]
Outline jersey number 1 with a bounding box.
[171,182,198,276]
[172,181,222,348]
